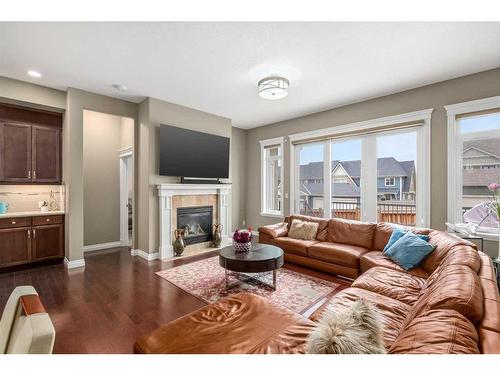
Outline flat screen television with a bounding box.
[159,124,230,179]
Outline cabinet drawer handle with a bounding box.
[46,218,50,222]
[33,171,36,179]
[28,171,31,179]
[33,229,36,238]
[11,221,16,225]
[27,229,30,239]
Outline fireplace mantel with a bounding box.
[157,183,232,259]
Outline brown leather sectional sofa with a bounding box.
[135,216,500,354]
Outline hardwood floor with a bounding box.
[0,247,351,354]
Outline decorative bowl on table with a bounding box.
[233,227,253,252]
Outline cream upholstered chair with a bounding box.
[0,286,55,354]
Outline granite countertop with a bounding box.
[0,210,65,219]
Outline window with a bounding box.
[446,97,500,239]
[377,131,417,226]
[289,109,431,227]
[260,137,284,217]
[384,177,395,186]
[297,142,325,217]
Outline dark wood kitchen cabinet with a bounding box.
[0,215,64,270]
[0,104,62,184]
[0,122,32,182]
[32,125,61,183]
[0,226,31,267]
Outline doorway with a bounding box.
[82,110,135,252]
[120,149,133,247]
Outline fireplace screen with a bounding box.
[177,205,213,245]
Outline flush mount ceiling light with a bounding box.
[27,70,41,78]
[258,76,289,100]
[112,84,128,91]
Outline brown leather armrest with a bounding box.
[258,222,288,239]
[20,294,46,316]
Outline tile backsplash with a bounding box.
[0,185,65,213]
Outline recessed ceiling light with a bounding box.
[112,84,128,92]
[258,76,289,100]
[27,70,42,78]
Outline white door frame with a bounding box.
[119,147,133,247]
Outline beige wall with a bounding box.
[0,76,66,111]
[83,110,134,246]
[137,97,233,253]
[64,88,138,262]
[231,127,247,229]
[245,68,500,235]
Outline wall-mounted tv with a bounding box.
[159,124,230,179]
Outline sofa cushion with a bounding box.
[134,293,316,354]
[310,287,411,349]
[308,242,370,268]
[360,251,430,279]
[258,222,288,239]
[326,218,376,248]
[286,215,329,241]
[422,231,478,274]
[351,266,426,306]
[389,309,480,354]
[288,219,319,240]
[410,264,484,324]
[272,237,319,257]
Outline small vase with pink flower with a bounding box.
[232,227,253,252]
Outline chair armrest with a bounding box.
[258,222,288,239]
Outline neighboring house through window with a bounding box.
[289,109,431,227]
[260,137,284,217]
[384,177,395,186]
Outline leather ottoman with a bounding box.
[134,292,316,354]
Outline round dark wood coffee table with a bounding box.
[219,243,284,290]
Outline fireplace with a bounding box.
[177,205,213,245]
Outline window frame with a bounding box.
[384,177,396,187]
[446,95,500,241]
[260,137,285,218]
[289,109,432,226]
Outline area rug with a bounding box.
[156,256,339,314]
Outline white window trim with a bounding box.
[384,177,395,187]
[445,95,500,241]
[260,137,284,218]
[289,109,432,226]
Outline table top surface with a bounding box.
[219,243,283,262]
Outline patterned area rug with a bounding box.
[156,256,339,314]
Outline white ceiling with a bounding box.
[1,22,500,129]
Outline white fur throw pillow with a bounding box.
[288,219,319,240]
[307,300,386,354]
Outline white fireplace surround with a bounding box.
[157,183,232,259]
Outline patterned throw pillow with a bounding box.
[288,219,319,240]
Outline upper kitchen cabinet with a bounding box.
[32,125,61,182]
[0,121,32,182]
[0,104,62,184]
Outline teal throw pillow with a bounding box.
[384,231,435,271]
[383,228,429,253]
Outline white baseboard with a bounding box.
[130,249,160,261]
[64,258,85,269]
[83,241,122,252]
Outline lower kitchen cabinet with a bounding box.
[0,227,31,267]
[32,223,64,261]
[0,215,64,270]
